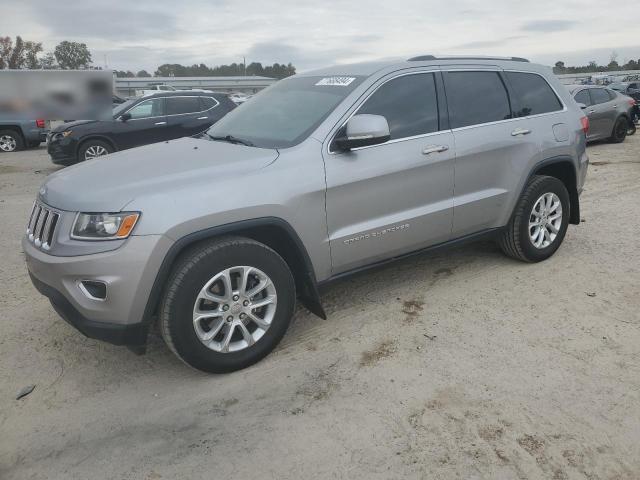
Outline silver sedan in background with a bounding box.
[567,84,636,143]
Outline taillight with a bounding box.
[35,119,46,129]
[580,116,589,135]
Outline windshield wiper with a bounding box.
[206,133,255,147]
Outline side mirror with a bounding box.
[577,103,587,110]
[120,112,132,122]
[334,114,390,151]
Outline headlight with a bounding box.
[71,212,140,240]
[52,130,73,141]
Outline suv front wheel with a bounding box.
[499,175,570,262]
[159,237,296,373]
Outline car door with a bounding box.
[442,69,541,236]
[324,71,455,274]
[586,87,616,139]
[165,96,214,139]
[113,97,167,149]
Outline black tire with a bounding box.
[77,139,113,162]
[499,175,570,263]
[0,129,24,152]
[159,237,296,373]
[609,117,628,143]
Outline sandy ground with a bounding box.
[0,135,639,480]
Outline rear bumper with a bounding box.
[30,273,149,346]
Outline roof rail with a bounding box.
[408,55,530,63]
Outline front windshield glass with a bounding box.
[207,75,365,148]
[113,99,137,117]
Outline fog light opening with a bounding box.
[78,280,107,301]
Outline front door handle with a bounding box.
[422,145,449,155]
[155,121,167,125]
[197,116,208,120]
[511,128,532,137]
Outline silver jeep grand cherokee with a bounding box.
[24,55,589,373]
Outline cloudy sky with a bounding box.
[2,0,639,73]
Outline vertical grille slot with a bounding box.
[26,202,60,250]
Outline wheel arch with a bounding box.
[0,125,25,143]
[76,135,117,156]
[142,217,327,326]
[530,157,580,225]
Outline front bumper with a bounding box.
[30,273,149,345]
[47,136,78,164]
[24,234,172,346]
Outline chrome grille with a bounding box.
[26,202,60,250]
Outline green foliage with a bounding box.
[154,62,296,79]
[136,70,151,77]
[54,41,92,69]
[553,55,640,74]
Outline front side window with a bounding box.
[207,75,365,149]
[445,71,511,128]
[574,89,591,106]
[505,72,562,116]
[166,96,202,115]
[127,98,164,119]
[357,73,439,140]
[590,88,611,105]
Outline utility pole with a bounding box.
[243,56,246,76]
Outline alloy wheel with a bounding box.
[0,135,17,152]
[84,145,108,160]
[529,192,563,249]
[192,266,277,353]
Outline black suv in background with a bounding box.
[47,91,236,165]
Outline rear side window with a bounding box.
[166,96,202,115]
[357,73,439,140]
[590,88,611,105]
[606,89,617,100]
[200,97,218,110]
[574,89,591,106]
[445,71,511,128]
[505,72,563,116]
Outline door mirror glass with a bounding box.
[334,114,390,151]
[120,112,132,121]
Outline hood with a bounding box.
[52,119,100,132]
[40,137,278,211]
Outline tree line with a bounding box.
[1,35,296,79]
[553,53,640,74]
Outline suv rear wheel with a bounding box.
[159,237,296,373]
[499,175,570,262]
[0,129,24,152]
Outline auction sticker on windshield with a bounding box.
[315,77,356,86]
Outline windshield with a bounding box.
[113,99,137,117]
[207,75,365,148]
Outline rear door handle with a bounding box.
[155,121,167,125]
[511,128,532,137]
[197,116,208,120]
[422,145,449,155]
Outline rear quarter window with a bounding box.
[505,72,563,116]
[444,71,511,128]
